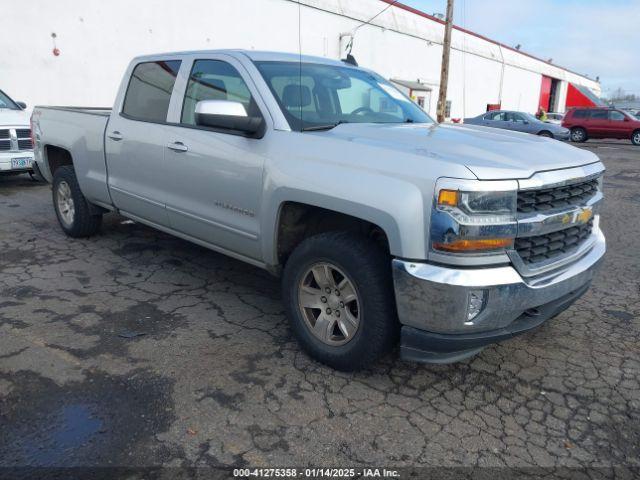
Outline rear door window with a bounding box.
[573,110,589,119]
[122,60,182,122]
[486,112,508,121]
[590,110,608,120]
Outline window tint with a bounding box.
[489,112,509,121]
[181,60,257,125]
[122,60,181,122]
[610,111,625,121]
[590,110,608,120]
[573,109,589,119]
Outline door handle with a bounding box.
[107,131,123,141]
[167,141,188,152]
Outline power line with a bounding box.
[353,0,400,34]
[346,0,400,55]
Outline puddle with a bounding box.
[18,404,103,466]
[0,370,176,467]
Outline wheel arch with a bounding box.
[43,144,75,180]
[272,200,395,267]
[262,182,426,270]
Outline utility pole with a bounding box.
[436,0,454,123]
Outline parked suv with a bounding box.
[563,107,640,145]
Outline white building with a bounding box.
[3,0,602,118]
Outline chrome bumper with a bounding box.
[392,227,605,337]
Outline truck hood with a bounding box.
[322,122,599,180]
[0,108,31,127]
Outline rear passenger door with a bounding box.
[105,59,182,226]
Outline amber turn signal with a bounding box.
[437,189,458,207]
[432,238,514,252]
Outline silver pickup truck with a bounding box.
[32,50,605,370]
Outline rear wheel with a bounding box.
[538,131,553,138]
[282,231,398,371]
[632,130,640,146]
[52,165,102,237]
[570,127,587,143]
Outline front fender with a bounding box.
[260,169,429,266]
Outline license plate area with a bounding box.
[11,157,32,169]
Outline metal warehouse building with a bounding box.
[4,0,602,119]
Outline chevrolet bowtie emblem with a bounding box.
[563,207,593,225]
[576,208,594,224]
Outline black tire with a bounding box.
[632,130,640,146]
[52,165,102,238]
[538,130,553,138]
[282,231,398,371]
[570,127,587,143]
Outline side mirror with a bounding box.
[16,101,27,109]
[195,100,264,137]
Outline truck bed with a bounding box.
[36,106,112,117]
[33,105,113,207]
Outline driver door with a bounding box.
[508,113,530,133]
[160,54,269,261]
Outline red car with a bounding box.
[562,107,640,146]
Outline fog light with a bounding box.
[465,290,486,324]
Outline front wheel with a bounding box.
[52,165,102,237]
[538,131,553,138]
[632,130,640,146]
[282,231,398,371]
[570,127,587,143]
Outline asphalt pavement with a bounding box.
[0,140,638,475]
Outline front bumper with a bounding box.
[392,228,605,363]
[0,151,35,173]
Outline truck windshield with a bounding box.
[0,90,20,110]
[254,61,433,131]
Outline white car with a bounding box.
[545,112,565,125]
[0,89,35,176]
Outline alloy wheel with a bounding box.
[56,180,75,227]
[297,262,360,346]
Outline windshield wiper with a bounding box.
[301,121,348,132]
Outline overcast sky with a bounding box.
[399,0,640,97]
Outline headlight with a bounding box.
[430,179,518,254]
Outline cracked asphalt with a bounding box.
[0,140,638,475]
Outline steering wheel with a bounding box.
[350,106,375,116]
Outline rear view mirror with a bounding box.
[319,75,352,90]
[195,100,264,137]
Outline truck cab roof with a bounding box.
[132,49,348,67]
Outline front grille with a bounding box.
[517,178,599,213]
[18,139,33,150]
[0,128,33,151]
[515,219,594,264]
